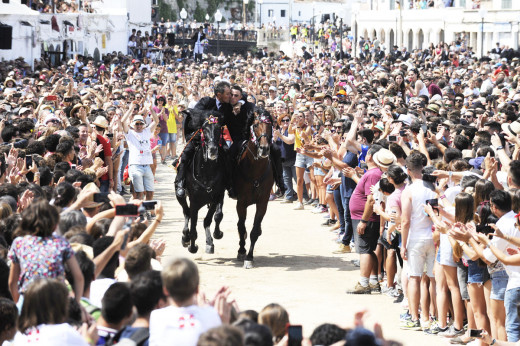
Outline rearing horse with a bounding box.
[177,110,226,254]
[234,108,274,269]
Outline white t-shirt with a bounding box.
[12,323,88,346]
[406,180,436,243]
[126,127,153,165]
[149,305,221,346]
[483,210,520,290]
[89,277,116,308]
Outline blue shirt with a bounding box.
[340,151,358,198]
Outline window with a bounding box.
[502,0,512,9]
[281,9,286,17]
[268,9,274,17]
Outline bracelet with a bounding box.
[85,337,95,345]
[496,146,504,151]
[360,220,368,224]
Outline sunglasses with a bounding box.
[281,119,290,122]
[135,122,144,126]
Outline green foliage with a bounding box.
[176,0,185,13]
[158,0,177,21]
[193,1,205,22]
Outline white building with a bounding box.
[0,0,152,68]
[351,0,520,57]
[256,0,352,28]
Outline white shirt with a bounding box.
[483,210,520,290]
[126,127,153,165]
[149,305,221,346]
[89,278,116,308]
[12,323,88,346]
[406,180,436,243]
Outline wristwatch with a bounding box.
[360,220,368,224]
[490,339,496,345]
[496,146,504,151]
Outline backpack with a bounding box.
[105,327,150,346]
[364,43,369,51]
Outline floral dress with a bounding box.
[8,235,74,294]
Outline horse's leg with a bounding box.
[188,205,199,254]
[244,201,268,269]
[177,196,191,247]
[236,201,248,261]
[204,202,218,254]
[213,198,224,240]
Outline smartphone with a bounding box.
[115,204,139,216]
[107,133,114,138]
[25,154,33,168]
[421,124,428,133]
[469,329,483,338]
[388,135,397,142]
[45,95,57,101]
[426,198,439,208]
[93,193,110,203]
[287,325,302,346]
[13,93,21,98]
[142,200,158,210]
[71,164,76,170]
[64,97,72,102]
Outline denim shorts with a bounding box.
[168,132,177,143]
[457,262,470,300]
[158,133,170,145]
[490,270,508,301]
[129,164,154,192]
[313,167,326,176]
[295,153,313,169]
[467,259,490,285]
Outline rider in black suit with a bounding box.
[175,81,232,198]
[226,85,285,198]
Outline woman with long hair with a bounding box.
[15,278,97,345]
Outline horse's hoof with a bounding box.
[244,260,254,269]
[237,252,246,261]
[188,244,199,254]
[205,244,214,254]
[181,237,190,248]
[213,230,224,239]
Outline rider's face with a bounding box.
[218,87,231,104]
[230,90,242,105]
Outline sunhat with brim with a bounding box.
[372,149,396,168]
[92,115,109,129]
[82,182,103,208]
[3,78,15,87]
[469,156,485,170]
[426,104,440,114]
[501,121,520,137]
[71,103,90,116]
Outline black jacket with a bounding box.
[192,31,206,43]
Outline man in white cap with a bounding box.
[121,104,160,200]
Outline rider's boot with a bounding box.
[175,161,187,198]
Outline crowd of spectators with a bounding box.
[3,13,520,345]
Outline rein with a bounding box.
[175,115,220,169]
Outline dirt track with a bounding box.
[152,162,442,345]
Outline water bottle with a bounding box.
[389,210,396,226]
[157,139,162,146]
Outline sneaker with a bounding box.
[311,199,319,207]
[399,311,411,322]
[333,244,351,254]
[303,198,314,205]
[322,219,333,226]
[369,282,381,293]
[346,282,371,294]
[400,319,421,331]
[321,206,328,213]
[349,259,360,267]
[381,285,395,295]
[438,325,464,338]
[311,205,322,214]
[424,324,447,335]
[293,202,304,210]
[161,160,167,165]
[328,219,337,225]
[281,199,293,204]
[269,194,277,201]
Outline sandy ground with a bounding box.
[151,161,447,345]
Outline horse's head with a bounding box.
[201,115,222,161]
[251,109,273,159]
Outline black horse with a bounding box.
[176,110,226,254]
[234,109,274,269]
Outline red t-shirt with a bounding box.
[349,167,383,222]
[96,134,112,181]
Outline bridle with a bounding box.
[248,114,272,160]
[200,115,222,162]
